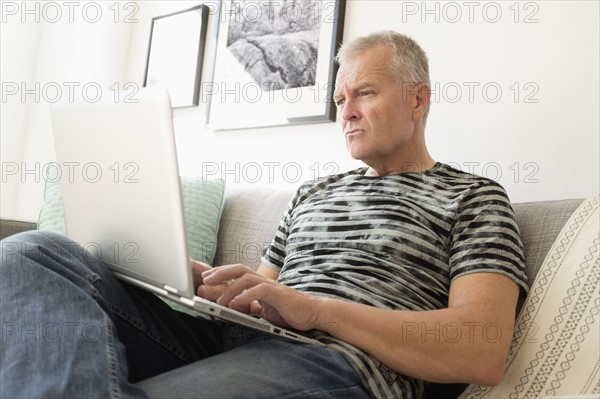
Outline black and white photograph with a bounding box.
[207,0,345,129]
[226,0,322,91]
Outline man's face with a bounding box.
[334,45,419,171]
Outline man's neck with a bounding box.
[364,156,436,177]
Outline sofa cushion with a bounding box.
[0,219,37,241]
[37,177,225,265]
[213,186,294,269]
[513,198,584,286]
[459,195,599,398]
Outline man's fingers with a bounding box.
[191,260,213,291]
[248,300,263,315]
[215,274,267,306]
[191,260,212,274]
[194,260,211,267]
[202,263,255,285]
[197,284,228,302]
[228,285,296,329]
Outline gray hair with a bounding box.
[335,31,431,121]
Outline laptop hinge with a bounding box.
[179,297,195,307]
[163,285,178,294]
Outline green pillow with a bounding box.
[37,177,225,265]
[180,177,226,264]
[37,178,67,234]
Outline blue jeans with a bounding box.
[1,231,369,398]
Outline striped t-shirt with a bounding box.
[261,162,528,398]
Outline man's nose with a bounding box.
[341,99,360,121]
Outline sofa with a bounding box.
[1,186,598,398]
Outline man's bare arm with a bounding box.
[255,263,280,280]
[312,273,519,386]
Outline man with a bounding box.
[0,31,527,398]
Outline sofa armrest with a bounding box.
[0,218,37,241]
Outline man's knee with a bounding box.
[2,230,69,246]
[1,230,95,270]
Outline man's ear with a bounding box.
[413,83,431,122]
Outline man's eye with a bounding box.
[359,91,373,96]
[335,99,345,106]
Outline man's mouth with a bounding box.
[345,128,364,137]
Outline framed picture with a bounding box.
[206,0,346,129]
[144,5,208,108]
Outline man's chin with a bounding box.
[347,151,369,164]
[346,143,367,161]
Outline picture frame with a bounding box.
[206,0,346,130]
[143,4,208,108]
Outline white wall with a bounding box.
[1,1,134,220]
[0,7,41,219]
[1,0,598,221]
[127,0,600,201]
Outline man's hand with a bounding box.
[190,259,226,302]
[200,264,320,331]
[190,259,211,290]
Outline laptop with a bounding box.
[49,87,321,347]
